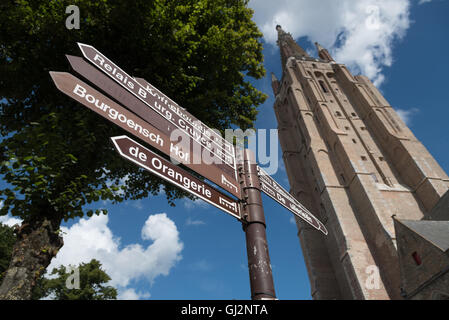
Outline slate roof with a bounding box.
[399,220,449,252]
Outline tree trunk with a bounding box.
[0,216,63,300]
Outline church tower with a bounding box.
[272,25,449,299]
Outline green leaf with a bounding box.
[66,154,77,163]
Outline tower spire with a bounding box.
[315,42,334,62]
[276,25,309,68]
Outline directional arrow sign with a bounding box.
[134,76,234,158]
[258,166,328,235]
[75,43,241,198]
[49,71,241,199]
[111,135,241,220]
[65,55,236,180]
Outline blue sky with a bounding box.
[1,0,448,300]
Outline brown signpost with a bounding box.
[257,166,328,235]
[75,43,241,198]
[65,55,236,179]
[111,135,240,219]
[49,71,241,199]
[135,76,235,161]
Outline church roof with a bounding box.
[399,220,449,252]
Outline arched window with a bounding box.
[319,80,329,93]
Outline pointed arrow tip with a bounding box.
[48,71,66,91]
[77,42,93,55]
[110,135,131,157]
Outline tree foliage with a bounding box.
[0,0,266,299]
[32,259,117,300]
[0,0,266,221]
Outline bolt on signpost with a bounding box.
[49,43,327,300]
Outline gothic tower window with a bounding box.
[318,80,329,93]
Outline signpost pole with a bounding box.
[241,149,277,300]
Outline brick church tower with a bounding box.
[271,25,449,299]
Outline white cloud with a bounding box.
[278,157,286,173]
[186,217,206,226]
[48,213,183,299]
[290,216,297,225]
[183,198,209,210]
[396,108,419,125]
[418,0,432,4]
[118,288,151,300]
[125,199,143,210]
[0,207,22,227]
[250,0,411,86]
[189,259,212,272]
